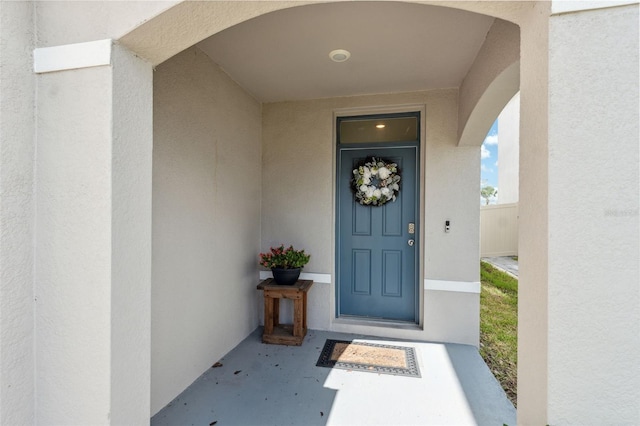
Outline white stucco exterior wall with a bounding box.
[262,90,480,346]
[34,42,153,424]
[498,92,520,204]
[35,1,177,49]
[548,4,639,423]
[517,2,550,422]
[110,44,153,425]
[0,1,35,424]
[35,65,112,425]
[152,46,262,415]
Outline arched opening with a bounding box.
[141,1,524,417]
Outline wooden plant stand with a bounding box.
[257,279,313,346]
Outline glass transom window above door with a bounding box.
[338,114,418,144]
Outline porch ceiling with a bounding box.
[197,2,494,102]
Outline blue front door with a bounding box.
[337,146,419,322]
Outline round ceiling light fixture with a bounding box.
[329,49,351,63]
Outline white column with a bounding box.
[547,3,639,423]
[34,41,152,424]
[110,44,153,425]
[517,2,551,423]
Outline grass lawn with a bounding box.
[480,261,518,406]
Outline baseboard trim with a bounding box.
[257,273,477,291]
[424,279,480,294]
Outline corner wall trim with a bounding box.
[424,279,480,294]
[259,271,331,284]
[34,39,112,74]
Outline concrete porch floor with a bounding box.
[151,328,516,425]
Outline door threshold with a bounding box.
[334,316,421,331]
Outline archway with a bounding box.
[128,0,535,419]
[119,0,539,420]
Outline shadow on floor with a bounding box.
[446,343,517,425]
[152,328,515,425]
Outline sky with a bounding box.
[481,119,499,190]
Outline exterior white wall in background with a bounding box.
[548,4,639,423]
[263,89,480,346]
[152,47,262,415]
[497,92,520,204]
[480,204,518,257]
[0,1,36,424]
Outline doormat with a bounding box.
[316,339,420,378]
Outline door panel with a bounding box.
[352,249,372,294]
[382,250,402,296]
[337,146,418,322]
[383,201,402,236]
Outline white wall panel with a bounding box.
[480,203,519,257]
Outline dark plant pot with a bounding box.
[271,267,301,285]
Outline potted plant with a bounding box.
[259,245,311,285]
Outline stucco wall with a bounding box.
[458,18,520,147]
[35,1,177,48]
[548,4,639,423]
[262,90,480,345]
[110,45,154,425]
[0,1,35,424]
[517,2,550,422]
[33,43,153,424]
[152,46,262,415]
[497,92,520,204]
[36,66,113,424]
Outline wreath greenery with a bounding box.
[351,157,401,206]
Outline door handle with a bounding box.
[408,239,415,246]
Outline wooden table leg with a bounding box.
[293,297,303,337]
[302,291,308,330]
[264,296,274,336]
[273,298,280,327]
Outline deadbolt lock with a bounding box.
[408,222,415,234]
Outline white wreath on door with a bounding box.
[352,157,401,206]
